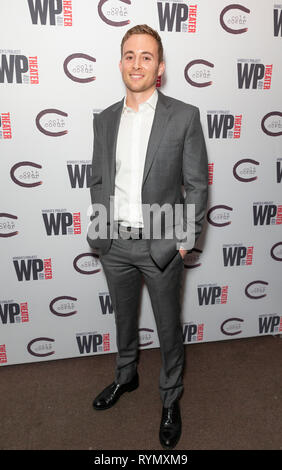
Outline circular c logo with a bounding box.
[261,112,282,137]
[184,59,214,87]
[220,4,250,34]
[233,158,259,182]
[98,0,131,26]
[63,53,96,83]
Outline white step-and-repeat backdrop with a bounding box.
[1,0,282,366]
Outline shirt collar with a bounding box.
[122,89,158,113]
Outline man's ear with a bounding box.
[119,60,122,73]
[158,61,165,77]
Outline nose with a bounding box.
[133,56,141,70]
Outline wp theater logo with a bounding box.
[42,209,81,235]
[274,5,282,36]
[261,112,282,137]
[98,0,131,27]
[207,205,233,227]
[99,292,113,315]
[207,111,242,139]
[253,202,282,226]
[183,322,204,343]
[184,59,214,87]
[13,256,53,281]
[36,109,68,137]
[0,301,29,325]
[208,163,214,185]
[220,4,250,34]
[67,160,92,188]
[233,158,259,182]
[76,331,110,354]
[223,244,254,266]
[10,161,42,187]
[277,158,282,183]
[157,1,197,33]
[0,345,7,364]
[49,295,77,317]
[237,59,273,89]
[259,314,282,335]
[27,0,72,26]
[64,53,96,83]
[0,113,12,139]
[0,213,18,238]
[197,284,228,306]
[0,50,39,84]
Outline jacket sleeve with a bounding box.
[181,107,208,249]
[89,113,103,206]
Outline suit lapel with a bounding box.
[142,90,171,187]
[106,99,123,195]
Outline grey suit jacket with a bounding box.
[87,89,208,269]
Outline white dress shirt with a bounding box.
[113,89,158,228]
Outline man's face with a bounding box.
[119,34,165,93]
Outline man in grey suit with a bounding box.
[87,24,208,449]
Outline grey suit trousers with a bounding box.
[99,234,185,407]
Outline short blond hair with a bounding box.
[121,24,164,64]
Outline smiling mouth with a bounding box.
[130,74,144,80]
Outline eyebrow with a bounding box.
[123,50,154,57]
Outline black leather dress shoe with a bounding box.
[159,400,182,449]
[93,374,139,410]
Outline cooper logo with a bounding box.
[220,4,250,34]
[220,318,244,336]
[0,213,18,238]
[261,112,282,137]
[63,53,96,83]
[27,337,55,357]
[185,248,202,268]
[36,109,68,137]
[207,205,233,227]
[73,253,101,274]
[184,60,214,87]
[270,242,282,261]
[245,280,268,300]
[10,161,42,188]
[49,295,77,317]
[233,158,259,182]
[138,328,154,347]
[98,0,131,27]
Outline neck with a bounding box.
[125,86,156,111]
